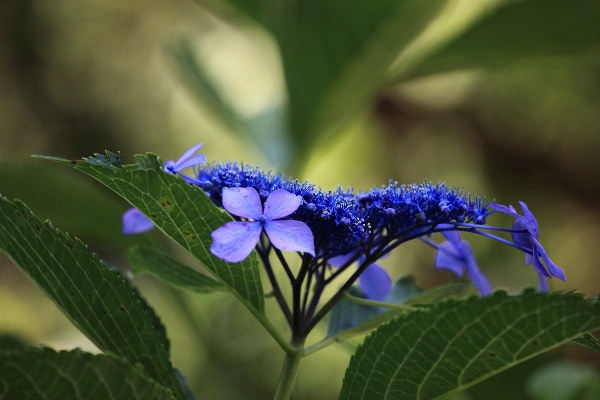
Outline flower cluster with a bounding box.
[123,144,566,335]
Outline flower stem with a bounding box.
[342,292,419,311]
[273,342,304,400]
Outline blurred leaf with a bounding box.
[41,153,265,314]
[0,161,136,247]
[527,361,599,400]
[0,196,186,399]
[328,287,383,337]
[405,281,476,305]
[220,0,448,158]
[0,348,174,400]
[339,290,600,400]
[328,280,473,342]
[168,39,242,134]
[128,245,226,294]
[409,0,600,79]
[0,334,27,351]
[568,332,600,353]
[386,275,423,304]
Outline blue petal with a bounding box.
[434,241,465,277]
[263,190,302,220]
[329,253,357,268]
[358,263,392,301]
[459,241,492,297]
[489,203,521,219]
[122,208,154,235]
[174,143,204,167]
[532,237,566,281]
[174,154,206,171]
[538,273,550,292]
[532,252,552,278]
[210,221,262,263]
[222,187,263,220]
[264,220,315,256]
[518,201,538,233]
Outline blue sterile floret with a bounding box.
[195,162,367,258]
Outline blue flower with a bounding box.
[433,225,492,296]
[329,253,392,301]
[210,187,316,263]
[122,208,154,235]
[489,201,565,291]
[164,143,206,183]
[195,162,366,258]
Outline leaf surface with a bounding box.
[128,245,226,294]
[410,0,600,79]
[0,196,185,399]
[220,0,448,155]
[41,154,264,314]
[0,348,174,400]
[339,291,600,400]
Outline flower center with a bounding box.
[258,215,267,225]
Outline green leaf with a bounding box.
[0,197,186,399]
[328,287,383,337]
[40,154,264,314]
[0,161,139,247]
[0,348,174,400]
[339,290,600,400]
[568,332,600,353]
[167,39,242,134]
[128,245,226,294]
[409,0,600,79]
[328,281,474,342]
[221,0,448,156]
[527,361,599,400]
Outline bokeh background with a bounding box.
[1,0,599,399]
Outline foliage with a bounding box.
[1,1,599,399]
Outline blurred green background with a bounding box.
[1,0,599,399]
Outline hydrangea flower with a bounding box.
[434,225,492,296]
[489,202,565,291]
[122,208,154,235]
[210,187,315,263]
[196,162,366,257]
[164,143,206,179]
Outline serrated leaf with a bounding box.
[128,245,226,294]
[339,291,600,400]
[0,348,174,400]
[568,332,600,354]
[83,150,124,169]
[328,281,474,342]
[221,0,448,156]
[0,197,186,399]
[408,0,600,79]
[40,154,264,314]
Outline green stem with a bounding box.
[343,292,419,311]
[273,342,304,400]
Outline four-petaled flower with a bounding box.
[164,143,206,183]
[210,187,315,263]
[434,225,492,296]
[489,201,565,291]
[329,253,392,302]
